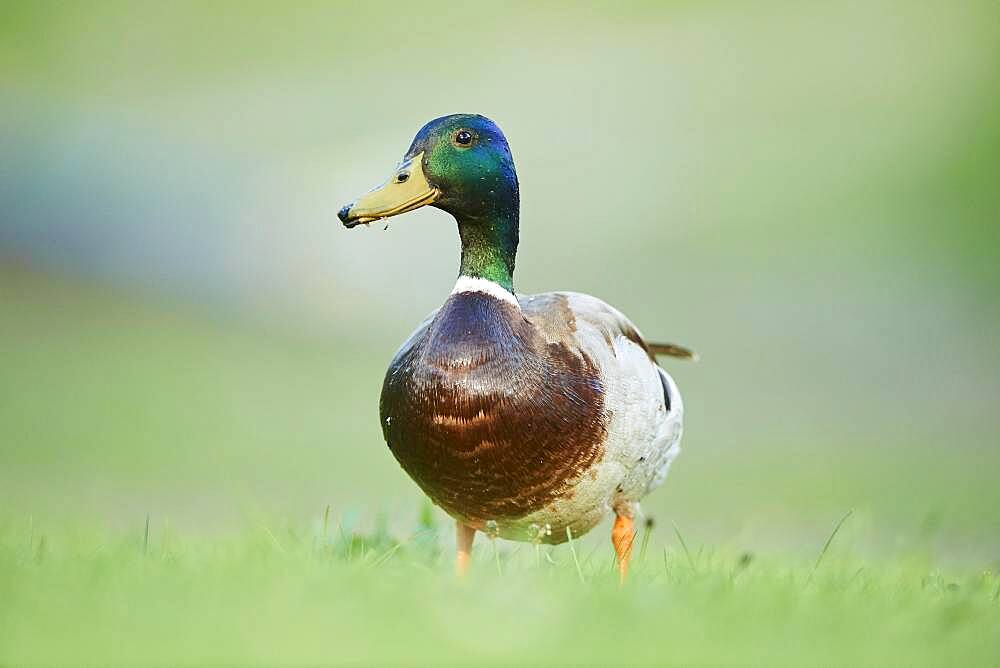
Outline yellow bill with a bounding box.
[338,152,439,228]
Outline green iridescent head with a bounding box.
[339,114,520,291]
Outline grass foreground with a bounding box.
[1,514,998,667]
[2,271,999,665]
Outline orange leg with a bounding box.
[456,522,476,576]
[611,513,636,583]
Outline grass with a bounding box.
[1,513,998,667]
[1,268,998,664]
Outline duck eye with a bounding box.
[454,130,474,146]
[396,172,409,183]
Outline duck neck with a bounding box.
[456,208,518,293]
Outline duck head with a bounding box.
[338,114,519,228]
[338,115,520,292]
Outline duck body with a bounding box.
[380,279,683,544]
[339,113,692,574]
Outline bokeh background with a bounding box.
[2,1,998,565]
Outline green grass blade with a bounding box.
[807,509,854,586]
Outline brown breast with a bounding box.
[379,292,607,523]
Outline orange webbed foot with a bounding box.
[611,513,636,583]
[456,522,475,577]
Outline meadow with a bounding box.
[2,270,999,665]
[3,512,999,666]
[2,1,1000,665]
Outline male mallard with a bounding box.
[338,114,693,579]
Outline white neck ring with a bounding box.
[450,276,520,308]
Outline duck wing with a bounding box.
[518,291,697,364]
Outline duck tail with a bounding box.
[647,342,699,362]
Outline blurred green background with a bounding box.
[2,0,999,567]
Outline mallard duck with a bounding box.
[338,114,694,579]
